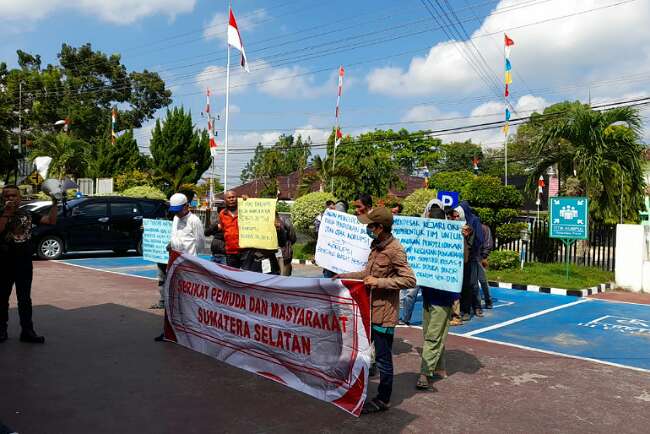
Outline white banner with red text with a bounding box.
[163,251,372,416]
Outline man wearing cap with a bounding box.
[168,193,205,257]
[334,207,416,414]
[154,193,205,342]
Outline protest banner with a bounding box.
[315,210,464,292]
[314,210,371,274]
[238,198,278,249]
[142,218,172,263]
[163,252,372,416]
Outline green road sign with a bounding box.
[549,197,589,240]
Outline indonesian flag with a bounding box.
[228,8,249,73]
[208,119,218,156]
[472,156,480,171]
[538,175,545,194]
[504,34,515,47]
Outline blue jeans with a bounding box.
[371,328,394,403]
[400,287,419,323]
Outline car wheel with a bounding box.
[136,239,143,256]
[37,236,64,260]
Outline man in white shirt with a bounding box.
[168,193,205,256]
[155,192,205,342]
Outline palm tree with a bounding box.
[297,155,354,197]
[530,103,645,223]
[29,132,89,179]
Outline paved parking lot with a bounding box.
[1,258,650,433]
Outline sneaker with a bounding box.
[0,329,7,342]
[20,329,45,344]
[397,320,406,326]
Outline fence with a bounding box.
[497,221,616,272]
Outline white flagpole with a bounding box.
[224,42,231,194]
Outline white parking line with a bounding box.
[54,261,157,281]
[461,298,590,337]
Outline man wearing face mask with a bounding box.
[220,190,241,268]
[154,192,205,342]
[334,207,416,414]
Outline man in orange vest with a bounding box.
[219,190,241,267]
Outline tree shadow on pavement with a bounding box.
[0,303,419,434]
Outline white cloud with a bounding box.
[400,94,550,147]
[0,0,195,25]
[367,0,650,98]
[196,60,341,100]
[204,8,267,42]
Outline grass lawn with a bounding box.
[487,262,614,290]
[292,242,315,261]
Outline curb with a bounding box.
[291,259,316,265]
[487,280,613,297]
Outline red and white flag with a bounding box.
[335,66,344,147]
[538,175,545,194]
[205,88,211,114]
[228,8,249,73]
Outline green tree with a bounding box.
[149,107,211,196]
[429,170,475,193]
[1,44,171,170]
[28,132,89,179]
[438,140,482,172]
[240,134,311,196]
[90,130,146,177]
[528,102,646,222]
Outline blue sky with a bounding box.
[1,0,649,187]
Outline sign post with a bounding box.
[549,197,589,279]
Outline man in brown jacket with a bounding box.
[334,207,416,414]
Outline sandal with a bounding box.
[416,374,434,391]
[361,397,390,414]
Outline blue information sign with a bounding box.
[437,191,459,209]
[549,197,589,240]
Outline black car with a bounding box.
[28,196,167,259]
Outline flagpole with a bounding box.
[224,40,231,194]
[503,40,508,186]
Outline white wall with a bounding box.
[615,224,650,293]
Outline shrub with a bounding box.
[121,186,167,200]
[488,250,519,270]
[429,170,474,193]
[461,175,523,209]
[496,208,520,225]
[496,222,528,242]
[276,201,292,213]
[291,192,335,237]
[115,169,155,191]
[402,188,438,216]
[473,207,495,226]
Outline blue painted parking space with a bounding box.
[477,299,650,371]
[407,287,578,335]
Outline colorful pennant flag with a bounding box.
[503,33,514,136]
[538,175,545,194]
[111,107,117,144]
[206,89,218,157]
[228,8,249,73]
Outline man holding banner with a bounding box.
[334,207,416,414]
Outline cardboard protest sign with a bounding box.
[238,198,278,249]
[314,210,371,274]
[315,210,464,292]
[393,217,464,293]
[163,252,372,416]
[142,218,172,263]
